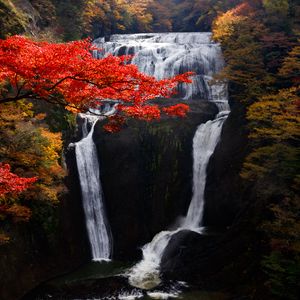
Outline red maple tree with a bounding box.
[0,35,192,131]
[163,103,190,118]
[0,163,37,197]
[0,164,36,238]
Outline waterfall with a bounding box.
[95,32,231,289]
[128,230,180,289]
[182,111,228,229]
[75,114,112,261]
[128,109,229,289]
[93,32,226,100]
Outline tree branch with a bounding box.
[0,92,33,104]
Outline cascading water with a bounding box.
[93,32,227,100]
[75,114,112,261]
[128,113,229,289]
[96,32,230,289]
[182,110,228,230]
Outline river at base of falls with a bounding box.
[23,261,229,300]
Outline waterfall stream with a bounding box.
[128,107,229,290]
[75,114,112,261]
[182,110,228,230]
[95,33,230,289]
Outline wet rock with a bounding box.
[160,230,217,281]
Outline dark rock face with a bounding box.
[161,230,218,280]
[160,227,254,290]
[93,99,218,260]
[63,148,92,262]
[0,190,90,300]
[161,230,214,275]
[0,223,52,300]
[203,100,249,227]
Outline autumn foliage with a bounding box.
[212,1,300,298]
[0,163,36,197]
[0,100,65,243]
[0,163,36,241]
[0,34,192,243]
[82,0,153,36]
[163,104,190,118]
[0,35,192,132]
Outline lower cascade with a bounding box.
[75,114,112,261]
[127,106,229,290]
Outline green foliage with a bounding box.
[0,0,27,38]
[0,0,59,40]
[263,0,289,15]
[30,0,57,28]
[262,0,291,31]
[147,0,243,32]
[261,195,300,299]
[53,0,85,41]
[32,101,76,134]
[242,144,299,185]
[280,45,300,84]
[50,0,155,40]
[262,252,300,300]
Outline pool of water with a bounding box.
[22,261,229,300]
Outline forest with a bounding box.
[0,0,299,300]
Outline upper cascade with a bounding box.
[93,32,227,100]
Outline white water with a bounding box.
[93,32,226,100]
[75,114,112,261]
[102,33,232,289]
[182,111,228,229]
[128,229,181,289]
